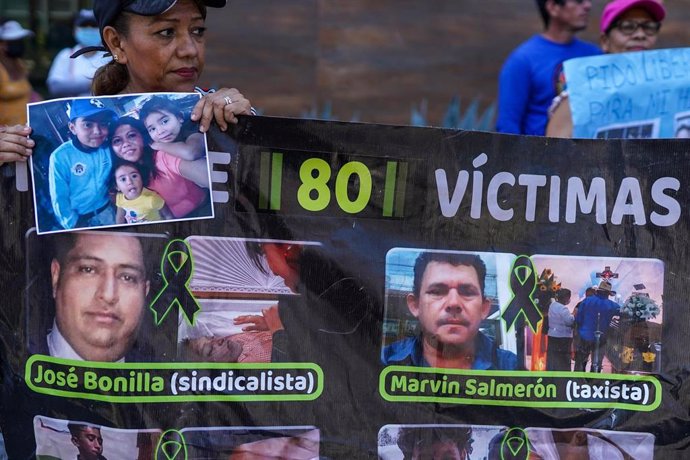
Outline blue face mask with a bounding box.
[74,27,101,48]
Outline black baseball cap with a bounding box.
[71,0,227,58]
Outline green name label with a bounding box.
[379,366,661,411]
[26,355,323,403]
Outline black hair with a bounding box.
[412,252,487,298]
[536,0,566,29]
[67,422,100,437]
[397,427,473,459]
[51,232,148,278]
[109,115,158,181]
[52,233,79,267]
[92,0,208,95]
[556,287,571,302]
[111,158,150,193]
[139,95,195,143]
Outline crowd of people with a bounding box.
[543,280,623,373]
[498,0,667,138]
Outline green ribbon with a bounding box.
[500,427,532,460]
[149,239,201,326]
[155,429,187,460]
[502,255,542,333]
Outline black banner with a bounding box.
[1,116,689,458]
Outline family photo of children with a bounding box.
[28,93,213,234]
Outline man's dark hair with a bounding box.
[67,423,99,437]
[536,0,566,28]
[412,252,486,298]
[51,232,149,278]
[111,158,151,191]
[556,288,571,302]
[397,426,473,459]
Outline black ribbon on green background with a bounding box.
[149,239,201,327]
[502,255,541,333]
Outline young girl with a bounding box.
[139,95,209,187]
[113,159,173,224]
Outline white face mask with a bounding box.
[74,27,101,48]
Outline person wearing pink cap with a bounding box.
[546,0,666,137]
[497,0,601,136]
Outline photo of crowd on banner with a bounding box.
[33,415,319,460]
[527,255,663,375]
[27,93,213,234]
[378,424,654,459]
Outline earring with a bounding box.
[113,54,119,63]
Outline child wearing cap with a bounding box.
[113,159,172,224]
[48,98,117,229]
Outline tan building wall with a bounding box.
[202,0,690,126]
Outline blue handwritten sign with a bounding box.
[564,47,690,139]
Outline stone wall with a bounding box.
[203,0,690,126]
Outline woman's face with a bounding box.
[115,0,206,92]
[601,8,659,54]
[111,124,145,162]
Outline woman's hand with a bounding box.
[0,125,34,164]
[191,88,252,133]
[233,305,284,333]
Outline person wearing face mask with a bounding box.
[0,18,37,126]
[47,10,110,98]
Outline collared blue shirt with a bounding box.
[575,294,620,342]
[381,331,518,370]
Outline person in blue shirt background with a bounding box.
[48,98,116,230]
[496,0,601,135]
[574,280,621,372]
[382,252,517,370]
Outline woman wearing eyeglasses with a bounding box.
[546,0,665,138]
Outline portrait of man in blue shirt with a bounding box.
[382,252,517,370]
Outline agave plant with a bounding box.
[411,96,495,131]
[301,101,360,122]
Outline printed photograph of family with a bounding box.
[28,93,213,234]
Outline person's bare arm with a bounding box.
[178,157,209,188]
[545,97,573,139]
[234,305,284,333]
[150,133,205,161]
[159,204,174,220]
[116,207,126,224]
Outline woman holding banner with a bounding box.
[0,0,253,164]
[546,0,666,138]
